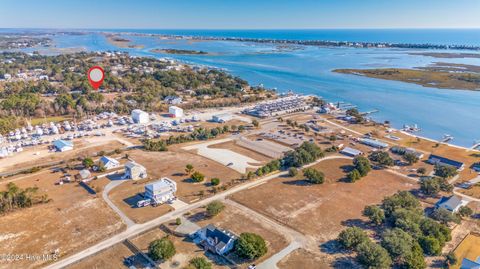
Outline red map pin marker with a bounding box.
[87,66,104,90]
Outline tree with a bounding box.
[252,119,259,128]
[419,236,441,256]
[417,167,426,175]
[445,252,457,267]
[206,201,225,217]
[176,218,182,225]
[353,156,371,177]
[288,167,298,177]
[403,153,419,165]
[434,165,458,179]
[420,177,441,196]
[82,157,94,168]
[187,257,212,269]
[191,171,205,182]
[185,164,194,175]
[303,168,325,184]
[381,228,426,269]
[210,178,220,186]
[431,208,460,225]
[235,233,268,260]
[143,139,168,151]
[148,236,176,261]
[381,191,420,217]
[337,227,369,250]
[458,206,473,218]
[369,151,394,167]
[363,205,385,225]
[356,241,392,269]
[420,177,452,196]
[347,169,362,183]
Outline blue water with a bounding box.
[3,29,480,147]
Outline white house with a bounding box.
[144,177,177,204]
[169,106,184,118]
[196,224,237,255]
[53,139,73,152]
[131,109,149,124]
[212,113,233,123]
[123,161,147,180]
[99,156,120,170]
[435,196,469,213]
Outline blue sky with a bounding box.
[1,0,479,29]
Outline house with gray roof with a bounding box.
[435,195,469,213]
[196,224,237,255]
[99,156,120,170]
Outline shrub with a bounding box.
[206,201,225,217]
[434,165,458,179]
[187,257,212,269]
[210,178,220,186]
[303,168,325,184]
[403,152,419,165]
[458,206,473,218]
[417,167,426,175]
[191,171,205,182]
[347,169,361,182]
[82,157,94,168]
[235,233,268,260]
[288,167,298,177]
[431,208,460,225]
[363,205,385,225]
[337,227,369,250]
[353,156,371,177]
[185,164,194,175]
[369,151,394,167]
[419,236,441,256]
[143,139,168,151]
[356,241,392,269]
[148,236,176,261]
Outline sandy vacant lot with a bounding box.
[278,248,335,269]
[183,138,263,174]
[0,170,125,269]
[66,243,136,269]
[231,158,416,241]
[116,148,242,204]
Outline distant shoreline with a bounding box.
[150,48,210,55]
[113,31,480,51]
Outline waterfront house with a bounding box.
[435,196,469,213]
[53,139,73,152]
[460,256,480,269]
[123,161,147,180]
[340,147,363,157]
[131,109,149,124]
[195,224,237,255]
[99,156,120,170]
[427,154,465,171]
